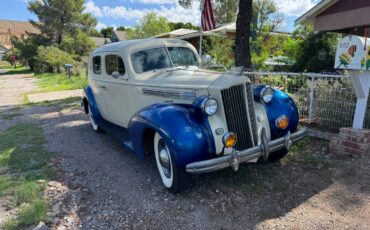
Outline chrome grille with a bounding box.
[245,82,258,145]
[221,84,257,151]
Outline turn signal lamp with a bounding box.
[276,115,289,129]
[223,132,237,148]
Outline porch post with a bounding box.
[349,70,370,129]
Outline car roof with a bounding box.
[92,38,192,54]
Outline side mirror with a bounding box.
[111,71,128,80]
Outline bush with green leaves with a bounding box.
[203,35,234,69]
[35,46,75,73]
[60,29,95,59]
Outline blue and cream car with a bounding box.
[82,38,307,193]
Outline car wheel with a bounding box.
[88,105,103,133]
[268,149,288,162]
[154,132,188,193]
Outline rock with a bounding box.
[32,221,49,230]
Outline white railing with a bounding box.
[243,71,370,133]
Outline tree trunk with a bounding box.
[235,0,253,69]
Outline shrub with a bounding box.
[36,46,75,73]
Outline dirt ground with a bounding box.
[0,73,369,229]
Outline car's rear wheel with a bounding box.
[88,105,103,133]
[154,132,188,193]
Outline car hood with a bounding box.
[133,68,222,89]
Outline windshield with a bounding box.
[132,47,172,74]
[131,47,198,74]
[168,47,198,67]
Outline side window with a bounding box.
[106,55,125,75]
[93,56,101,74]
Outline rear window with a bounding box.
[131,48,171,74]
[106,55,125,75]
[93,56,101,74]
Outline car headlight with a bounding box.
[202,97,218,116]
[260,86,274,103]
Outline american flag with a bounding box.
[201,0,216,31]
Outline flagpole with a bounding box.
[199,0,204,62]
[199,28,203,57]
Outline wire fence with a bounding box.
[244,71,370,133]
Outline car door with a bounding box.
[102,53,133,128]
[89,55,111,120]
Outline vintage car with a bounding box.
[82,38,307,193]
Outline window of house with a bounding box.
[105,55,125,75]
[93,56,101,74]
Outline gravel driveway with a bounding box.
[1,73,369,229]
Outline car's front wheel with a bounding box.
[268,149,288,162]
[88,105,103,133]
[154,132,188,193]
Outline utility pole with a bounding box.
[8,28,16,69]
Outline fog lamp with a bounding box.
[223,132,237,148]
[276,115,289,129]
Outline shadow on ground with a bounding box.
[1,100,369,229]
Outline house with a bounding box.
[111,31,127,42]
[0,19,39,50]
[91,37,111,47]
[296,0,370,154]
[0,44,8,61]
[295,0,370,36]
[152,28,198,38]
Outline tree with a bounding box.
[179,0,253,69]
[28,0,97,45]
[235,0,253,69]
[11,33,52,70]
[204,35,234,68]
[117,26,126,31]
[126,12,171,39]
[291,26,341,72]
[60,29,96,58]
[101,27,114,39]
[168,22,199,31]
[213,0,238,24]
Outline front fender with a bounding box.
[254,86,299,139]
[128,104,216,168]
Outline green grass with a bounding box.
[33,73,88,93]
[0,62,32,75]
[0,124,54,229]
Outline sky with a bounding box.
[1,0,321,32]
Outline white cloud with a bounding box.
[85,1,103,17]
[84,1,201,25]
[129,0,175,4]
[273,0,320,17]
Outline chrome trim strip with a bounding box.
[141,88,196,100]
[186,128,308,174]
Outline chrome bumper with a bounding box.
[186,128,308,174]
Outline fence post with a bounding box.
[308,76,315,124]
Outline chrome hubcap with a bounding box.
[158,140,171,178]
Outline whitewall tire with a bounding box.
[154,132,188,193]
[88,105,103,133]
